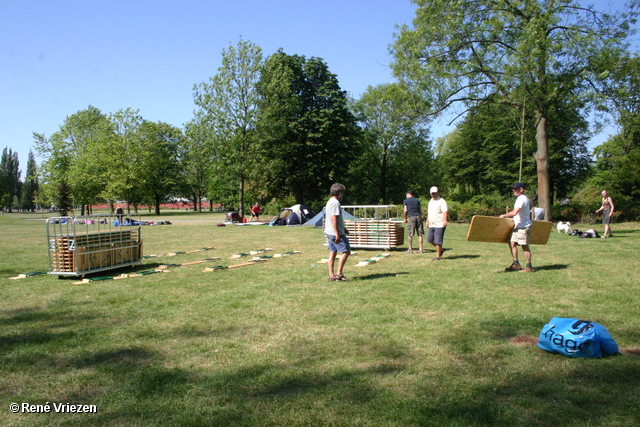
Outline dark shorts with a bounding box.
[327,234,351,253]
[427,227,445,246]
[407,216,424,236]
[602,210,611,225]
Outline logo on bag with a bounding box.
[542,320,593,353]
[567,319,594,335]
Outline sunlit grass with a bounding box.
[1,212,639,426]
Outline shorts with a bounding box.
[602,210,611,224]
[327,234,351,253]
[407,216,424,236]
[510,227,530,246]
[427,227,445,246]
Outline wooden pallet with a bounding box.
[341,220,405,249]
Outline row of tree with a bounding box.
[0,148,37,212]
[3,0,639,220]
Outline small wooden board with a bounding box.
[466,215,553,245]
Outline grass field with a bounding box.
[1,211,639,426]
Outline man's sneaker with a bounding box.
[417,249,423,254]
[519,267,534,273]
[505,263,522,271]
[406,248,413,253]
[432,257,441,261]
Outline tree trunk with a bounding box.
[239,177,245,218]
[534,115,551,220]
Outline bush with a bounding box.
[262,196,297,217]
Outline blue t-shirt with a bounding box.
[403,197,421,217]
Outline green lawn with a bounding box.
[1,211,639,426]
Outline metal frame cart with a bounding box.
[46,214,143,277]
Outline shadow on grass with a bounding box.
[357,272,410,280]
[532,264,569,271]
[445,254,481,260]
[4,305,640,426]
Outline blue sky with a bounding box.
[1,0,419,169]
[1,0,635,172]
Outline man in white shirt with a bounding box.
[500,182,533,272]
[324,183,350,281]
[426,186,448,260]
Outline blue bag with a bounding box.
[538,317,618,358]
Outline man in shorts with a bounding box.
[324,183,350,281]
[403,190,424,253]
[500,182,533,272]
[426,187,448,260]
[595,190,615,238]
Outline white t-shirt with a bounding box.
[514,194,532,228]
[324,197,344,236]
[427,197,448,228]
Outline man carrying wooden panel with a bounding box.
[500,182,534,273]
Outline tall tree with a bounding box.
[0,147,21,211]
[182,118,215,211]
[105,108,145,212]
[34,106,112,215]
[193,39,263,217]
[137,121,183,214]
[350,83,433,203]
[391,0,638,219]
[438,101,590,201]
[21,150,38,211]
[256,50,360,205]
[587,55,640,218]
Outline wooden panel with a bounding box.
[341,220,405,248]
[466,215,553,245]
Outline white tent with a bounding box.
[303,207,354,227]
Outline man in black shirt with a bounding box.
[403,190,424,253]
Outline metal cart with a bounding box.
[46,214,143,277]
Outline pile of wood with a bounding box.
[49,229,142,274]
[343,220,404,249]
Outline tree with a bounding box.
[256,50,361,205]
[193,39,263,217]
[587,56,640,219]
[350,83,434,203]
[137,121,183,214]
[34,105,112,215]
[391,0,638,219]
[438,101,590,202]
[105,108,146,212]
[21,150,38,211]
[0,147,21,211]
[182,118,215,211]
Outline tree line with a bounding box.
[2,1,639,221]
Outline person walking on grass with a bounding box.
[403,190,424,253]
[596,190,615,238]
[500,182,534,273]
[324,183,350,281]
[426,187,448,260]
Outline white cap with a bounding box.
[430,186,438,193]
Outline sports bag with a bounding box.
[538,317,618,358]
